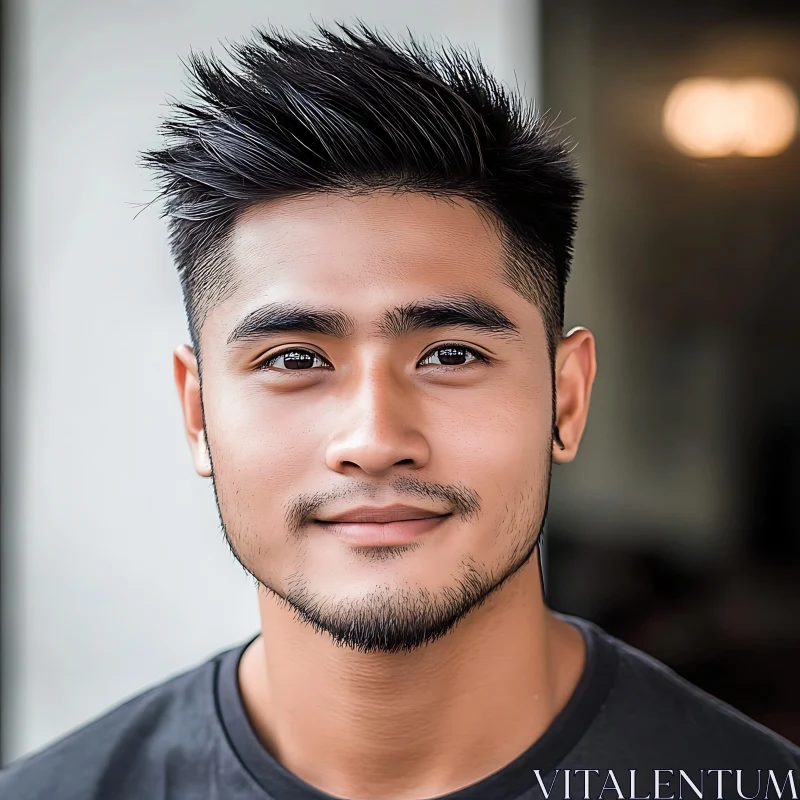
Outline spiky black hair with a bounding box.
[140,21,582,365]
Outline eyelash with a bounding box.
[259,343,492,373]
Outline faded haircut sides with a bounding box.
[140,21,583,369]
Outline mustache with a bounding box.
[284,475,481,535]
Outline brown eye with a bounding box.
[419,344,488,368]
[261,349,331,371]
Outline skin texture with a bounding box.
[174,191,597,799]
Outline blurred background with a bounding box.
[543,0,800,746]
[1,0,798,765]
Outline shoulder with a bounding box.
[0,645,235,800]
[578,617,800,767]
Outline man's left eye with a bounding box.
[419,345,487,367]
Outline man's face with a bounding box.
[196,192,555,653]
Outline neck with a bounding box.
[238,559,586,800]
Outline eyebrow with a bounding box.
[226,294,522,346]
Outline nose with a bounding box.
[324,368,431,477]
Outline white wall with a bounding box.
[1,0,540,763]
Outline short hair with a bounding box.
[140,22,582,367]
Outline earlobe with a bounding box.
[552,327,597,464]
[196,428,213,478]
[552,429,572,463]
[173,344,212,478]
[552,424,569,464]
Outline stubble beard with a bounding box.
[212,461,553,655]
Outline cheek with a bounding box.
[437,375,551,487]
[203,388,324,574]
[453,421,549,541]
[204,388,320,505]
[445,416,545,482]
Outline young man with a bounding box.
[2,22,799,800]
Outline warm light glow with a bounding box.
[663,77,798,158]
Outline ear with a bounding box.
[552,327,597,464]
[173,344,212,477]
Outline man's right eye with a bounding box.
[260,349,332,371]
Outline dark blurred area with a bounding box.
[543,0,800,743]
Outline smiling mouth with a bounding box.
[315,514,452,546]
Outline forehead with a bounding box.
[226,191,507,299]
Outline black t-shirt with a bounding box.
[2,615,799,800]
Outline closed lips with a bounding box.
[316,506,450,524]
